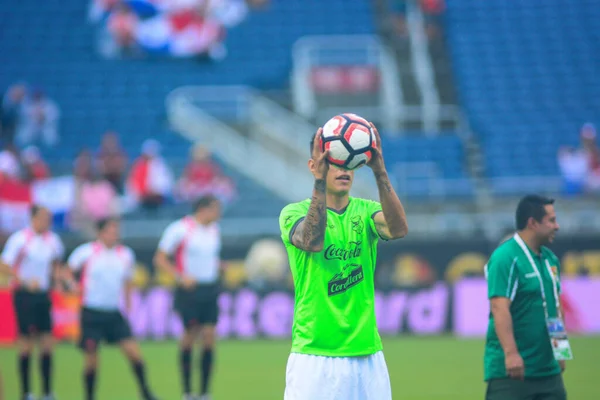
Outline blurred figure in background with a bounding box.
[580,123,600,192]
[126,139,174,210]
[16,90,60,148]
[70,172,120,238]
[557,123,600,195]
[106,2,140,57]
[64,218,159,400]
[1,83,27,145]
[177,144,236,205]
[21,146,50,183]
[0,143,21,181]
[557,146,588,196]
[73,149,95,183]
[154,195,223,400]
[0,206,64,400]
[96,131,128,193]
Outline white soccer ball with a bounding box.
[321,113,377,170]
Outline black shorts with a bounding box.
[174,283,220,329]
[486,374,566,400]
[79,307,132,350]
[13,290,52,336]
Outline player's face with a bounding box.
[207,201,221,222]
[100,220,120,246]
[326,164,354,195]
[534,205,559,244]
[32,208,52,233]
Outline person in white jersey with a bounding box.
[0,205,64,400]
[154,195,222,400]
[63,218,159,400]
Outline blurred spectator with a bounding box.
[71,172,120,238]
[21,146,50,182]
[177,144,236,204]
[558,146,588,196]
[580,124,600,192]
[420,0,445,39]
[89,0,121,22]
[107,2,140,56]
[1,84,27,145]
[16,89,60,147]
[96,131,128,193]
[74,149,95,182]
[92,0,268,60]
[389,0,408,39]
[126,139,174,210]
[0,143,21,180]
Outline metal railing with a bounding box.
[165,86,314,202]
[291,34,403,132]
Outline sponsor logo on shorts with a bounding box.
[328,264,364,296]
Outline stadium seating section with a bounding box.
[445,0,600,189]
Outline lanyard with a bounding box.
[513,233,561,320]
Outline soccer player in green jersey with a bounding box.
[484,195,568,400]
[279,123,408,400]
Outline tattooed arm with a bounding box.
[373,171,408,240]
[367,122,408,240]
[291,179,328,252]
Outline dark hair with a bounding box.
[30,204,43,217]
[96,217,118,232]
[193,195,219,212]
[515,195,555,230]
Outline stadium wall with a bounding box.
[0,235,599,344]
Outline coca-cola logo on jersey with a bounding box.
[324,241,362,261]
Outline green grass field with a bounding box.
[1,336,599,399]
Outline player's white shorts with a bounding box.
[284,351,392,400]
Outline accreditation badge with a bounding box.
[546,317,573,360]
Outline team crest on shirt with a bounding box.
[551,265,559,279]
[327,263,364,296]
[350,215,364,234]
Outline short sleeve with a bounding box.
[486,249,519,300]
[0,232,25,266]
[67,244,91,272]
[279,203,308,245]
[364,200,383,238]
[158,221,185,255]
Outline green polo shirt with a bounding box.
[484,234,562,381]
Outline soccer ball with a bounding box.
[321,113,377,170]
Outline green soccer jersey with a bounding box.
[279,197,384,357]
[484,234,562,381]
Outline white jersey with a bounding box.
[68,241,135,311]
[1,227,64,291]
[158,216,221,284]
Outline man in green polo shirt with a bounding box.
[484,195,571,400]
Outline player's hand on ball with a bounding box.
[367,122,385,173]
[505,351,525,380]
[312,127,330,180]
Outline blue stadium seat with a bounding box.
[445,0,600,195]
[1,0,376,216]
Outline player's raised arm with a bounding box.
[291,128,329,252]
[368,122,408,240]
